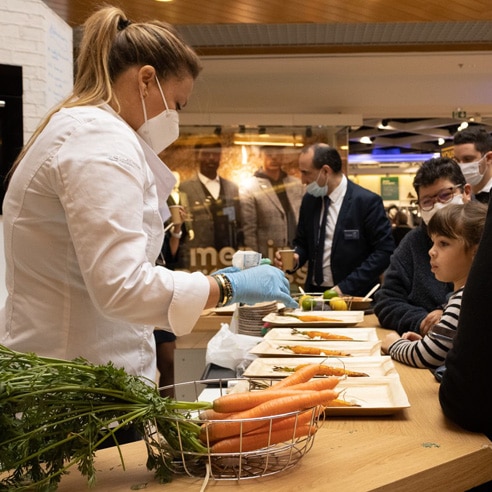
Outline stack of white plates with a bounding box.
[237,301,278,336]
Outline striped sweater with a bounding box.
[387,288,462,369]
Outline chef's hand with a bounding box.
[225,265,298,308]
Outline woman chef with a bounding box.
[0,6,296,382]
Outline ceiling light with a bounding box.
[438,138,445,145]
[360,136,373,145]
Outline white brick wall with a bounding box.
[0,0,73,305]
[0,0,73,140]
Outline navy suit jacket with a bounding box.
[293,180,395,297]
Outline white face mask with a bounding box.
[137,76,179,154]
[306,169,328,197]
[460,156,485,186]
[420,194,464,225]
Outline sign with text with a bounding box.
[380,177,399,200]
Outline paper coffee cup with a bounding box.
[169,205,182,225]
[278,249,295,271]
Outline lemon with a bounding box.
[323,288,338,300]
[301,296,316,311]
[329,297,348,311]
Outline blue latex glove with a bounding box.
[213,260,270,275]
[211,266,241,276]
[224,264,298,309]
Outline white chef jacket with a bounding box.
[0,104,210,381]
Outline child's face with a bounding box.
[429,234,475,288]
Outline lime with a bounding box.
[301,296,316,311]
[323,288,338,300]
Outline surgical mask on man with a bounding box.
[460,156,485,186]
[420,195,464,225]
[306,169,328,197]
[137,76,179,154]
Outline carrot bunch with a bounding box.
[199,364,339,454]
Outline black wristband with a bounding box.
[221,275,234,305]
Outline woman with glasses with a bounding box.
[381,201,487,368]
[374,157,472,335]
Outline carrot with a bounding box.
[313,365,369,377]
[281,345,351,357]
[324,398,361,408]
[199,409,233,421]
[293,363,368,377]
[200,388,338,442]
[209,424,317,454]
[285,314,339,322]
[267,363,325,390]
[213,388,318,414]
[284,376,339,392]
[273,364,369,377]
[249,406,323,435]
[292,328,353,341]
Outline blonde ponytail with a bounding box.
[7,6,201,181]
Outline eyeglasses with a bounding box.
[417,185,462,211]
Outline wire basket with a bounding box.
[145,378,323,481]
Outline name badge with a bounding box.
[344,229,359,240]
[223,205,236,222]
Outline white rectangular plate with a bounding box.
[263,310,364,327]
[263,327,378,342]
[249,339,382,357]
[243,356,398,379]
[323,377,410,415]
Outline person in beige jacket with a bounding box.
[240,146,304,260]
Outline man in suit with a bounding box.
[179,141,243,263]
[239,146,304,259]
[280,143,394,296]
[453,126,492,204]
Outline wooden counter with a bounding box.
[36,315,492,490]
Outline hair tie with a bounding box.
[118,18,131,31]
